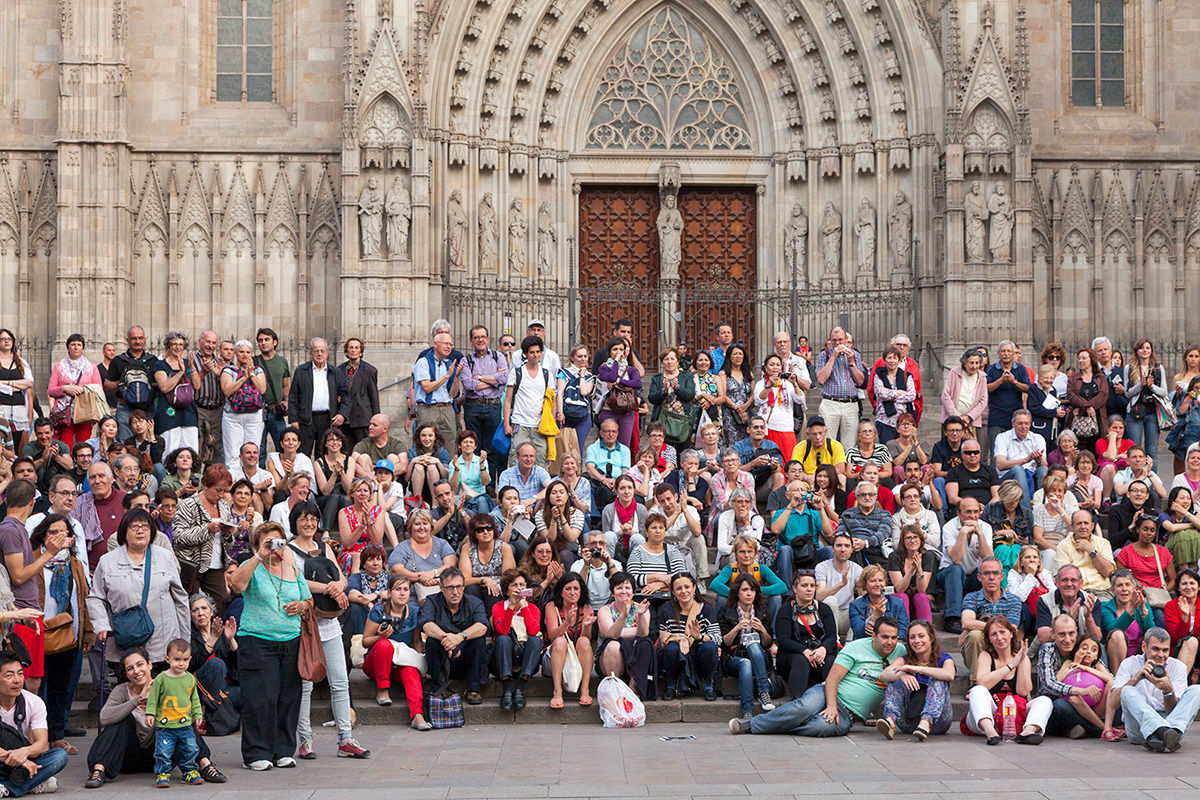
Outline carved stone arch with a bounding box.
[134,163,169,249]
[359,91,413,169]
[961,100,1011,176]
[0,223,17,256]
[182,223,209,258]
[865,0,938,134]
[1103,228,1130,256]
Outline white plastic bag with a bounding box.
[597,674,646,728]
[562,641,583,693]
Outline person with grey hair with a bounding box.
[220,339,268,470]
[288,337,350,459]
[985,340,1031,448]
[715,486,764,568]
[868,333,925,424]
[413,331,463,452]
[1091,336,1128,419]
[152,330,201,457]
[1108,626,1200,751]
[104,325,158,441]
[993,408,1047,499]
[189,329,227,466]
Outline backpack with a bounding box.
[121,364,153,408]
[561,369,591,426]
[508,366,550,425]
[228,375,264,414]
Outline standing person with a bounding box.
[503,337,552,469]
[985,341,1031,446]
[288,339,349,460]
[591,318,645,377]
[0,329,33,454]
[515,319,563,377]
[336,337,379,448]
[1093,336,1127,423]
[595,338,642,451]
[227,522,311,771]
[412,332,462,452]
[47,333,103,448]
[152,332,200,457]
[717,344,754,449]
[708,324,735,373]
[1125,339,1168,470]
[648,348,697,451]
[1067,348,1110,456]
[814,326,866,447]
[97,342,120,410]
[556,344,595,459]
[753,354,803,458]
[461,325,508,482]
[0,653,67,796]
[103,325,157,442]
[871,346,917,443]
[254,328,291,463]
[145,639,205,788]
[941,349,989,443]
[190,330,226,468]
[772,332,812,435]
[220,341,267,471]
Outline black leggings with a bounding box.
[777,651,833,700]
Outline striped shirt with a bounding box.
[815,347,866,401]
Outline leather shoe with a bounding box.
[944,618,963,634]
[64,726,87,738]
[1164,727,1182,752]
[465,691,483,705]
[513,688,526,710]
[499,691,513,711]
[704,686,717,701]
[662,684,675,701]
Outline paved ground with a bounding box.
[58,722,1200,798]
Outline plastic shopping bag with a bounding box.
[597,673,646,728]
[562,641,583,694]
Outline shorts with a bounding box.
[12,619,45,679]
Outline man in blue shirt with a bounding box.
[769,480,830,585]
[411,332,462,452]
[497,442,551,512]
[709,323,735,372]
[586,418,631,512]
[985,340,1030,453]
[959,556,1025,673]
[733,417,784,497]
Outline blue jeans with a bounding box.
[1121,683,1200,744]
[115,403,134,442]
[726,642,770,715]
[463,401,504,483]
[259,409,288,466]
[153,726,199,776]
[933,477,948,512]
[492,633,544,680]
[936,563,981,619]
[0,747,67,797]
[998,465,1046,500]
[660,640,718,691]
[195,656,242,712]
[748,683,853,737]
[765,594,783,636]
[1125,412,1161,469]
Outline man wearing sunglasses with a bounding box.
[945,438,1000,514]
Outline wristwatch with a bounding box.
[1088,550,1098,559]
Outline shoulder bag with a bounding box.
[1145,546,1172,609]
[298,604,327,682]
[112,546,155,650]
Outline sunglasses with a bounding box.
[962,450,981,455]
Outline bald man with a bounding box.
[354,414,406,477]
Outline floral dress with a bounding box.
[721,372,753,449]
[694,370,721,438]
[340,504,383,574]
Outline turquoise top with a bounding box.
[238,562,313,642]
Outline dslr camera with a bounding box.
[378,615,405,630]
[1151,663,1167,679]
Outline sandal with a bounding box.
[911,727,928,742]
[875,717,896,740]
[49,738,78,755]
[578,695,593,707]
[1101,728,1126,742]
[549,697,564,709]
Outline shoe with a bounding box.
[87,695,101,713]
[985,735,1001,746]
[704,686,716,702]
[48,739,77,755]
[1015,732,1043,745]
[273,756,297,768]
[1068,724,1086,739]
[63,727,86,738]
[876,717,896,740]
[85,769,107,789]
[499,690,513,711]
[728,716,751,735]
[1164,727,1182,753]
[156,773,171,788]
[182,770,204,785]
[297,739,316,760]
[410,717,434,731]
[337,738,370,759]
[757,692,775,712]
[944,618,963,635]
[661,684,675,701]
[376,694,392,706]
[30,777,57,794]
[1144,733,1167,753]
[465,691,483,705]
[912,727,928,742]
[198,764,226,783]
[512,688,526,710]
[244,760,273,771]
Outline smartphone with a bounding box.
[517,588,534,598]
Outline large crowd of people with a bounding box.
[0,320,1194,793]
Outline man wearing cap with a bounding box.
[353,414,406,477]
[512,319,561,377]
[791,416,848,486]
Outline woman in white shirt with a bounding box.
[716,487,764,569]
[1006,544,1053,602]
[753,354,805,460]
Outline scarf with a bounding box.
[47,553,72,617]
[874,365,909,418]
[54,356,91,415]
[615,496,637,526]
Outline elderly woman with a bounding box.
[649,347,697,450]
[227,521,312,771]
[188,593,240,734]
[387,510,457,602]
[984,480,1033,574]
[1048,430,1081,473]
[596,571,654,699]
[597,338,643,449]
[715,487,765,568]
[153,331,200,456]
[1164,567,1200,682]
[849,564,910,640]
[940,348,988,440]
[47,333,103,447]
[1039,342,1069,398]
[361,574,431,729]
[626,513,687,597]
[718,574,774,719]
[461,512,515,610]
[877,620,956,740]
[220,339,268,470]
[707,447,755,541]
[84,647,226,789]
[173,463,234,600]
[543,573,595,708]
[88,508,190,672]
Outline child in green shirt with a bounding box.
[146,638,205,788]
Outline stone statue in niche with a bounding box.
[988,182,1014,261]
[357,177,384,258]
[447,189,467,268]
[821,201,842,284]
[888,190,913,274]
[964,180,988,262]
[854,198,876,278]
[479,192,498,272]
[537,201,557,276]
[508,198,527,274]
[657,191,683,278]
[785,203,808,279]
[385,176,411,258]
[855,87,870,118]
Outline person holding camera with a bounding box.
[571,531,621,609]
[753,354,805,462]
[490,569,544,711]
[770,480,829,586]
[361,575,432,730]
[1109,626,1200,752]
[227,521,311,771]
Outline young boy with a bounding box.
[146,639,204,788]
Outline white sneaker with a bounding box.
[245,760,273,771]
[274,756,297,768]
[30,777,57,794]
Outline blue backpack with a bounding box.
[561,369,591,426]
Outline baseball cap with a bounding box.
[373,459,395,473]
[527,318,545,329]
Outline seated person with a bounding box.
[938,497,995,634]
[719,575,776,719]
[891,480,942,558]
[663,449,709,532]
[600,475,647,559]
[710,534,789,630]
[1068,452,1103,512]
[624,446,665,506]
[418,567,489,705]
[984,479,1034,574]
[715,488,765,569]
[625,513,687,598]
[815,534,863,639]
[517,535,565,606]
[543,573,596,708]
[884,414,932,486]
[774,570,838,700]
[877,620,956,739]
[791,416,847,487]
[1096,415,1135,499]
[1006,544,1053,605]
[658,573,720,700]
[930,415,967,511]
[360,575,432,730]
[770,479,830,585]
[838,480,892,566]
[890,460,942,514]
[490,569,544,712]
[846,463,896,514]
[844,420,893,486]
[596,572,655,699]
[993,410,1047,501]
[491,486,535,561]
[732,417,785,497]
[962,617,1053,745]
[1114,446,1166,501]
[460,513,516,610]
[707,448,755,541]
[1037,620,1113,740]
[849,564,910,640]
[1108,626,1200,751]
[1109,480,1158,552]
[655,484,707,584]
[1100,569,1156,671]
[1052,510,1116,599]
[945,439,1000,510]
[959,556,1025,673]
[887,522,939,624]
[570,531,622,610]
[1033,474,1074,570]
[1163,567,1200,683]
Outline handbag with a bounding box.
[73,387,104,425]
[1145,546,1172,609]
[659,406,692,444]
[606,384,639,414]
[562,640,583,693]
[1155,394,1179,430]
[427,693,465,728]
[50,373,81,428]
[168,380,194,409]
[111,546,155,650]
[298,606,327,682]
[1070,411,1099,439]
[1026,575,1050,616]
[196,677,241,736]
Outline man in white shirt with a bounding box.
[1111,627,1200,752]
[571,531,622,610]
[0,653,66,795]
[502,337,551,469]
[229,442,275,514]
[938,496,994,634]
[992,409,1046,500]
[815,533,862,640]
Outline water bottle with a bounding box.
[1000,695,1018,742]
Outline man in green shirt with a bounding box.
[255,327,291,467]
[730,616,905,736]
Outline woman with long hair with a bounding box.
[460,512,515,609]
[596,338,643,449]
[886,522,937,623]
[1066,348,1109,455]
[877,620,955,740]
[360,575,431,730]
[1125,339,1169,469]
[517,535,564,606]
[963,616,1052,745]
[718,574,774,719]
[405,423,450,505]
[753,353,803,457]
[543,573,596,708]
[0,328,34,451]
[658,572,720,700]
[555,343,596,456]
[534,479,585,565]
[718,344,754,449]
[691,350,725,445]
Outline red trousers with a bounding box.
[362,639,424,718]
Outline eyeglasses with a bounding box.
[442,584,465,591]
[962,450,981,455]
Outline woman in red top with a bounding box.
[1096,415,1136,499]
[1163,567,1200,681]
[1116,513,1175,594]
[491,568,544,712]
